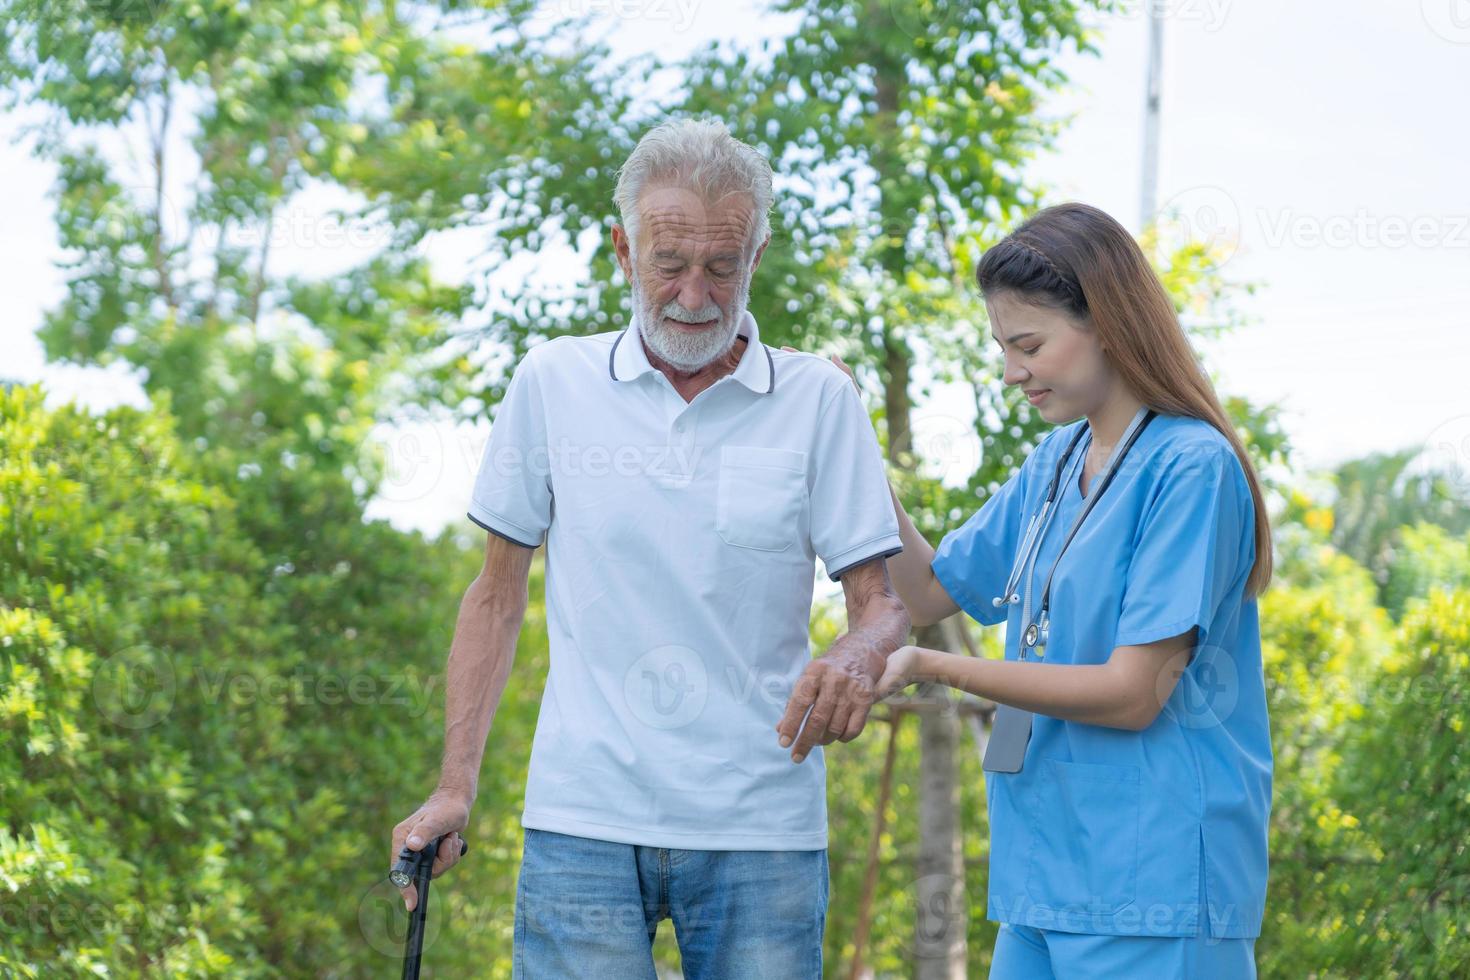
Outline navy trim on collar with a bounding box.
[608,329,625,380]
[609,328,776,393]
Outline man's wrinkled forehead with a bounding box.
[637,184,757,255]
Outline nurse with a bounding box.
[804,203,1273,977]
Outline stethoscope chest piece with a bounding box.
[1023,620,1046,655]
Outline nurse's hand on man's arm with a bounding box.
[874,645,926,701]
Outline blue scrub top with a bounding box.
[931,413,1272,940]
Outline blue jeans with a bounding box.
[512,828,828,979]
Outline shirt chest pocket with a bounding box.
[715,446,808,552]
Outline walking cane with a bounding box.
[389,833,468,980]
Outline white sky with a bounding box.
[2,0,1467,537]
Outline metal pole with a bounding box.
[1140,0,1165,232]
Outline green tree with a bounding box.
[0,0,644,469]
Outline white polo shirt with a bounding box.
[467,311,902,850]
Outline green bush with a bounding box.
[0,385,544,976]
[1256,538,1394,976]
[1327,587,1470,976]
[1383,524,1470,621]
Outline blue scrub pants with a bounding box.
[989,922,1256,979]
[988,840,1257,978]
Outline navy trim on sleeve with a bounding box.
[829,545,903,582]
[467,511,538,549]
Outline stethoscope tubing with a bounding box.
[996,408,1158,655]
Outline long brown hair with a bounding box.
[975,202,1273,597]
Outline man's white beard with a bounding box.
[632,265,751,372]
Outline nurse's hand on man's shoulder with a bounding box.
[779,346,858,390]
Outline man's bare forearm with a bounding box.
[437,542,534,803]
[834,559,912,679]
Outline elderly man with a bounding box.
[391,119,910,977]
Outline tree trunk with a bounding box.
[913,625,968,979]
[865,6,968,972]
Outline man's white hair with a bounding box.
[613,118,774,257]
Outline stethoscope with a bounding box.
[992,407,1158,659]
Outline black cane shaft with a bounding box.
[395,835,467,979]
[401,837,435,980]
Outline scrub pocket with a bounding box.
[716,446,807,552]
[1025,758,1140,913]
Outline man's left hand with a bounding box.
[775,646,884,763]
